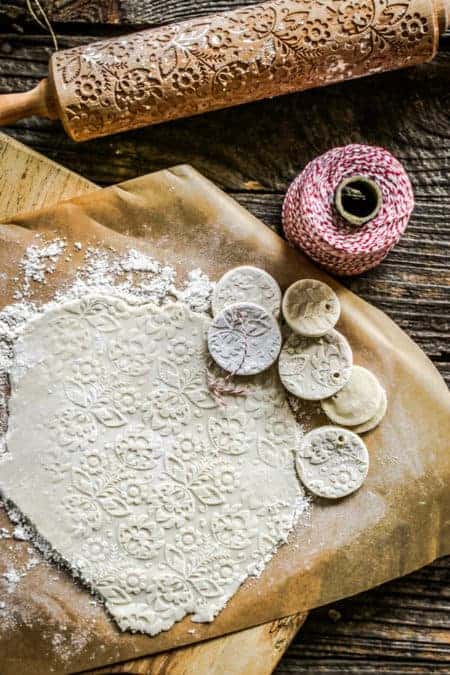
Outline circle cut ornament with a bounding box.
[351,386,388,434]
[208,302,282,376]
[296,425,369,499]
[320,365,383,426]
[282,278,340,337]
[212,266,282,318]
[278,329,352,400]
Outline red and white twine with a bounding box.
[282,144,414,276]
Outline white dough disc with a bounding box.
[212,266,282,317]
[351,387,388,434]
[278,330,352,401]
[282,279,340,337]
[296,425,369,499]
[208,302,282,375]
[320,366,383,426]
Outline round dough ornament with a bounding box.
[212,266,282,317]
[278,330,352,400]
[208,302,282,376]
[296,426,369,499]
[282,279,340,337]
[321,365,383,426]
[351,387,388,434]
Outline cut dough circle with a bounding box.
[282,279,340,337]
[212,266,282,318]
[296,425,369,499]
[320,365,383,426]
[208,302,282,376]
[278,329,352,400]
[350,386,388,434]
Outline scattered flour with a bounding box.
[0,240,215,375]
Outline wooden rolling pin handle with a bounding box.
[0,79,58,127]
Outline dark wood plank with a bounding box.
[0,11,449,674]
[275,559,450,673]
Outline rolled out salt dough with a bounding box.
[1,295,306,636]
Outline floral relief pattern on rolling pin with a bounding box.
[50,0,436,140]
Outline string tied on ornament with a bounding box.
[282,144,414,276]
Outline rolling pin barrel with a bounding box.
[1,0,449,141]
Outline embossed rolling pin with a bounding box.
[0,0,449,141]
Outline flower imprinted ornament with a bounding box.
[208,302,282,376]
[296,426,369,499]
[278,329,352,400]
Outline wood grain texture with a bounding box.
[0,3,449,672]
[89,614,307,675]
[0,131,95,220]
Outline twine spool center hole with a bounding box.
[335,175,382,227]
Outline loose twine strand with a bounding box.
[26,0,59,51]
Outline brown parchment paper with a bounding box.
[0,165,449,675]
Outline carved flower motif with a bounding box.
[75,74,102,102]
[109,330,154,376]
[167,336,196,365]
[66,103,104,134]
[301,434,335,465]
[115,425,162,471]
[337,0,375,35]
[211,505,254,549]
[208,554,240,585]
[81,536,112,563]
[120,479,148,506]
[48,408,97,450]
[206,28,233,49]
[150,482,195,529]
[119,515,163,559]
[41,448,71,482]
[148,575,193,612]
[213,61,253,96]
[142,388,190,437]
[73,357,104,385]
[171,65,207,97]
[112,382,142,414]
[400,13,428,43]
[245,380,285,419]
[79,450,107,475]
[47,316,90,360]
[208,409,251,455]
[114,69,164,112]
[141,303,187,340]
[302,19,331,47]
[172,434,204,462]
[327,464,361,491]
[63,491,102,537]
[174,526,204,553]
[234,6,276,39]
[213,462,240,494]
[120,568,150,595]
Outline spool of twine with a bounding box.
[282,144,414,276]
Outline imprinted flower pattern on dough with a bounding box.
[2,295,306,635]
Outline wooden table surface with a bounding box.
[1,2,449,673]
